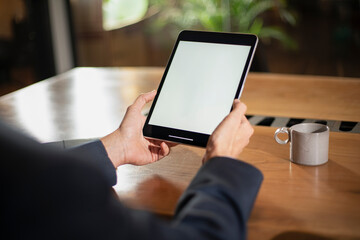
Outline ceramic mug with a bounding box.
[274,123,329,166]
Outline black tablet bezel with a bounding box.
[143,30,258,148]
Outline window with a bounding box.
[102,0,148,30]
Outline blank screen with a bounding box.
[149,41,251,135]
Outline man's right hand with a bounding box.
[202,99,254,164]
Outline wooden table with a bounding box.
[1,67,359,240]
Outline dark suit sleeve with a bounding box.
[171,157,263,240]
[67,142,263,239]
[98,157,263,240]
[67,140,117,187]
[1,121,263,240]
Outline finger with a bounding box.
[227,101,247,126]
[225,100,246,124]
[131,90,157,112]
[238,115,251,129]
[149,142,170,161]
[241,114,250,122]
[140,114,147,126]
[147,138,163,147]
[166,142,178,147]
[147,138,178,148]
[233,98,241,108]
[216,101,247,132]
[239,115,254,138]
[160,142,171,157]
[230,100,247,118]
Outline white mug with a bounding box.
[274,123,329,166]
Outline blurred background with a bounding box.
[0,0,359,96]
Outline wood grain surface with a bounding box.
[0,67,359,239]
[0,67,358,143]
[114,126,360,240]
[243,73,360,122]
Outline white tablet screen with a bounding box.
[148,41,251,135]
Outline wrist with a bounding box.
[202,149,219,164]
[100,129,126,168]
[203,148,237,164]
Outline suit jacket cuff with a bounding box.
[68,140,117,186]
[176,156,263,224]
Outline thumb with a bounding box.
[132,90,157,111]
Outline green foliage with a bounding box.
[148,0,297,49]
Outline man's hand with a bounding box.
[202,99,254,164]
[101,90,175,168]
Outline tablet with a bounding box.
[143,30,258,147]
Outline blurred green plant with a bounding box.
[148,0,297,49]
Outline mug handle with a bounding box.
[274,127,290,144]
